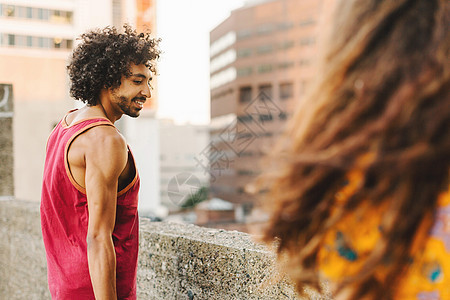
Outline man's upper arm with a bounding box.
[84,126,127,238]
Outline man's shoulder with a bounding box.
[86,125,126,147]
[76,125,127,156]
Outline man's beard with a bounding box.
[115,95,141,118]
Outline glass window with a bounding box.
[26,36,33,47]
[237,48,252,58]
[257,24,274,35]
[16,35,26,47]
[17,6,26,18]
[6,5,15,17]
[8,34,15,46]
[237,67,252,77]
[280,82,293,100]
[278,22,294,30]
[259,114,273,122]
[38,8,49,20]
[66,11,73,23]
[257,64,273,73]
[53,37,62,49]
[66,39,73,49]
[239,86,252,103]
[256,44,273,54]
[26,7,32,18]
[237,29,251,40]
[300,37,315,46]
[278,61,294,69]
[258,84,273,98]
[237,114,253,123]
[38,37,51,48]
[280,40,294,50]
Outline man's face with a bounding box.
[110,63,153,118]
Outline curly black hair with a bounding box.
[67,24,160,106]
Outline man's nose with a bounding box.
[142,83,151,98]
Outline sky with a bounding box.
[156,0,245,125]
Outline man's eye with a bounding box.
[134,81,142,84]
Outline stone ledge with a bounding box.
[0,200,328,299]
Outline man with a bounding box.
[40,25,160,299]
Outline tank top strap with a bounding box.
[63,118,117,194]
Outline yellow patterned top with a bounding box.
[318,169,450,299]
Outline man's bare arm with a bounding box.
[84,126,127,300]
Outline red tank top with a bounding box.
[40,114,140,299]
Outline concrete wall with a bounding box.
[0,200,330,300]
[0,84,14,199]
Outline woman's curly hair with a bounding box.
[67,24,160,106]
[255,0,449,299]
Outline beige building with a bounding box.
[159,120,210,213]
[209,0,324,227]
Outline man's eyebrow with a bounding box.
[130,73,148,79]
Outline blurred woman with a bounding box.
[258,0,449,299]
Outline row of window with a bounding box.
[236,60,308,77]
[236,19,316,41]
[239,83,293,103]
[237,112,288,124]
[236,38,314,59]
[0,3,73,24]
[0,33,73,50]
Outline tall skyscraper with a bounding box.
[209,0,324,229]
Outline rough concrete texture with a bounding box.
[0,200,49,300]
[0,201,329,300]
[0,118,13,197]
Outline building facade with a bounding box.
[159,120,210,213]
[209,0,324,225]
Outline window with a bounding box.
[279,40,294,50]
[259,114,273,122]
[237,67,252,77]
[257,64,273,73]
[300,37,315,46]
[26,7,33,18]
[257,24,274,35]
[256,44,273,55]
[37,8,49,20]
[258,84,273,98]
[239,86,252,103]
[279,112,288,120]
[237,29,251,40]
[278,22,294,30]
[280,83,293,100]
[278,61,294,69]
[6,5,15,17]
[8,34,15,46]
[299,59,311,66]
[38,37,51,48]
[26,36,32,47]
[54,37,62,49]
[237,48,252,58]
[237,114,253,123]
